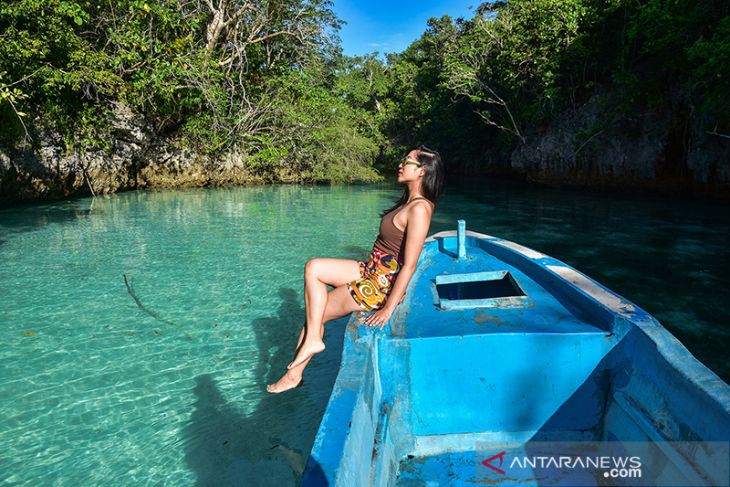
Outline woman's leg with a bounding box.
[286,258,362,370]
[267,284,362,393]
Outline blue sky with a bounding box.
[331,0,479,57]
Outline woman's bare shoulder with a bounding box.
[406,200,433,220]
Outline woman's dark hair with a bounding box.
[380,145,445,217]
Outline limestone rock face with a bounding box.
[0,102,145,202]
[137,143,260,189]
[2,96,728,204]
[0,103,260,205]
[509,92,729,196]
[686,112,730,188]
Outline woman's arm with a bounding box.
[363,203,432,328]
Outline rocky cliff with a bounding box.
[510,92,730,198]
[3,95,729,205]
[0,102,264,205]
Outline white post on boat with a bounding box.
[457,219,466,260]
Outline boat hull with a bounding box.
[301,229,730,486]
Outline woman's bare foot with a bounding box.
[287,339,326,369]
[266,371,304,394]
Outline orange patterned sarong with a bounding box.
[347,247,401,312]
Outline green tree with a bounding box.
[442,0,597,144]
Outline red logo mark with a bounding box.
[482,451,507,475]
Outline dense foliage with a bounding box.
[1,0,728,183]
[364,0,730,175]
[0,0,380,182]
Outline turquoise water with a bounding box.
[1,181,728,485]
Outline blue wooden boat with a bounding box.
[300,221,730,486]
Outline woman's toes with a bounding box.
[266,374,302,394]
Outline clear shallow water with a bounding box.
[1,181,728,485]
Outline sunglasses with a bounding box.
[399,157,422,168]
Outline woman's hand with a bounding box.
[363,306,393,329]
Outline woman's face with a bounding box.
[397,150,424,184]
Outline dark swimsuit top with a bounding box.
[373,196,433,264]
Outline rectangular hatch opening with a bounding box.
[433,270,530,310]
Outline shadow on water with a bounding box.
[184,287,345,486]
[0,200,101,236]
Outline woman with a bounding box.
[266,145,445,393]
